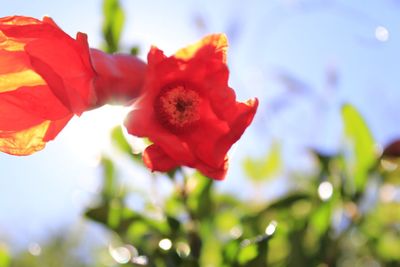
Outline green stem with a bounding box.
[176,168,202,261]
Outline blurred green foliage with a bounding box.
[243,142,282,182]
[342,104,377,192]
[8,235,94,267]
[0,244,10,267]
[102,0,125,53]
[82,115,398,267]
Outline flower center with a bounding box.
[155,84,201,132]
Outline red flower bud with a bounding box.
[124,34,258,180]
[0,16,145,155]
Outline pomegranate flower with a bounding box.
[124,34,258,180]
[0,16,145,155]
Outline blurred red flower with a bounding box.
[0,16,145,155]
[125,34,258,180]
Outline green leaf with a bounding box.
[266,193,310,210]
[187,173,214,219]
[108,198,122,228]
[376,232,400,261]
[238,243,258,264]
[243,142,281,181]
[166,216,181,234]
[102,0,125,53]
[86,203,162,235]
[222,240,240,263]
[199,221,222,266]
[235,232,272,267]
[342,104,376,191]
[309,202,332,236]
[111,126,131,154]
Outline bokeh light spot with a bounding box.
[375,26,389,42]
[318,181,333,201]
[265,220,277,236]
[159,238,172,250]
[28,242,41,256]
[108,245,131,264]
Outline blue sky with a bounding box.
[1,0,400,249]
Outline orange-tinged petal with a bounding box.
[0,16,41,26]
[0,120,50,155]
[0,15,149,156]
[0,32,25,51]
[1,16,96,114]
[0,50,32,74]
[175,34,228,63]
[0,69,44,93]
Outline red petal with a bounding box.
[147,46,167,66]
[143,144,179,172]
[195,157,228,180]
[148,35,229,95]
[181,99,230,168]
[0,84,70,130]
[0,100,43,131]
[42,16,58,27]
[43,115,73,141]
[215,98,259,160]
[1,17,95,114]
[125,105,196,165]
[26,39,93,114]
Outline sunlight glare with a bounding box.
[62,105,131,164]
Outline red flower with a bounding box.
[124,34,258,180]
[0,16,145,155]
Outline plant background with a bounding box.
[0,0,400,266]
